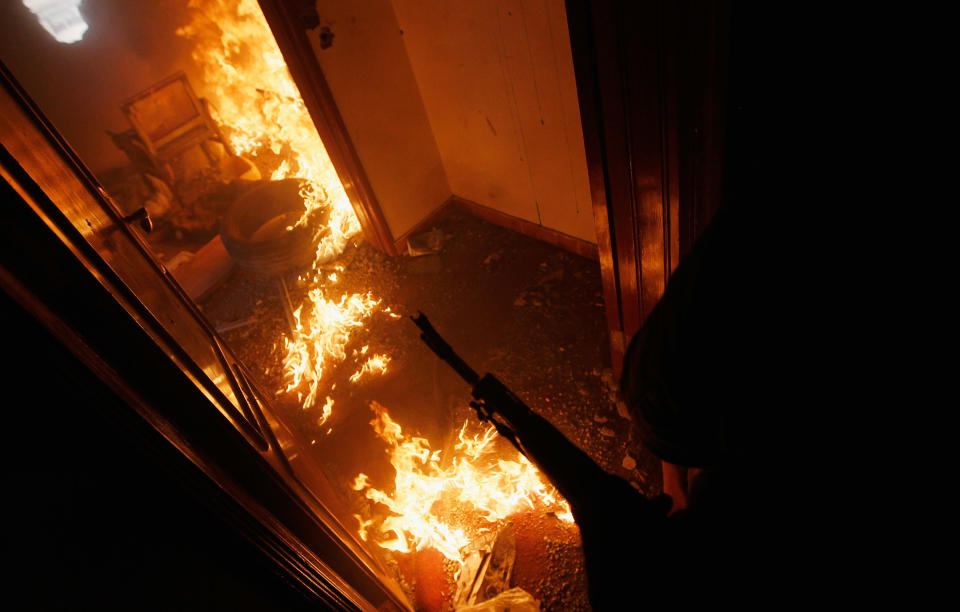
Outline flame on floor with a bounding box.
[177,0,390,412]
[281,290,382,409]
[174,5,573,569]
[350,354,392,383]
[353,403,574,565]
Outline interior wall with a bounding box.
[0,0,205,175]
[306,0,451,241]
[3,0,595,249]
[390,0,595,244]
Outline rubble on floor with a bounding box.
[197,208,660,611]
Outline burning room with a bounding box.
[1,0,748,610]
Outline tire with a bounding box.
[220,179,330,277]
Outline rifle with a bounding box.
[411,312,671,552]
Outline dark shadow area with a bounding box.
[2,290,321,611]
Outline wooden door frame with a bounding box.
[261,0,729,372]
[257,0,398,255]
[1,62,412,611]
[565,0,730,374]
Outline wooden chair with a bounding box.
[120,72,235,192]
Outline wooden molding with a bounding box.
[564,0,729,373]
[565,0,626,372]
[392,196,456,255]
[454,197,598,261]
[391,195,599,261]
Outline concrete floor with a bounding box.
[198,208,660,611]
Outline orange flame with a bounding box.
[178,1,392,411]
[281,290,381,409]
[354,403,574,564]
[316,396,334,427]
[349,354,391,383]
[176,4,571,564]
[176,0,360,261]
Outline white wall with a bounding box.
[306,0,451,241]
[390,0,595,243]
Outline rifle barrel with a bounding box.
[411,312,481,386]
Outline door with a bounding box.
[0,62,411,611]
[0,64,268,451]
[566,0,729,372]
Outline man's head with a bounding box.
[618,207,759,470]
[619,303,731,469]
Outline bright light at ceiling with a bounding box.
[24,0,88,44]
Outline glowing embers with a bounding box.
[353,403,574,565]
